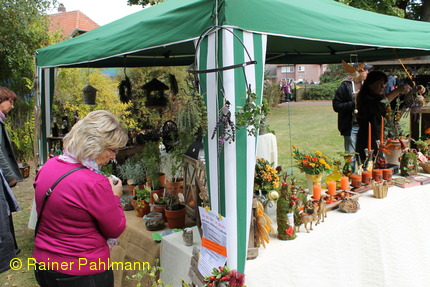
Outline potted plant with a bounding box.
[164,192,186,229]
[117,156,146,193]
[151,193,167,221]
[165,145,185,195]
[131,185,151,217]
[141,141,165,190]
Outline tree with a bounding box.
[53,68,136,131]
[127,0,164,7]
[0,0,58,161]
[0,0,57,93]
[336,0,430,22]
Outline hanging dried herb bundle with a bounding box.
[211,101,236,157]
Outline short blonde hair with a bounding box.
[63,110,128,163]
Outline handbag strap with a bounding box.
[34,166,87,237]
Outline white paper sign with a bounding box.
[197,206,228,277]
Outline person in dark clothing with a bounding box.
[333,63,372,171]
[355,71,421,162]
[333,64,372,154]
[0,86,23,273]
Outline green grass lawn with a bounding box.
[267,101,344,184]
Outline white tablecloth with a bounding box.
[256,133,278,167]
[160,226,202,287]
[245,183,430,287]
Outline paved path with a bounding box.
[278,100,332,106]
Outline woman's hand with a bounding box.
[109,177,123,197]
[415,84,426,95]
[396,84,412,94]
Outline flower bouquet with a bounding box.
[291,145,331,175]
[254,157,280,195]
[203,266,245,287]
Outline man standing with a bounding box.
[333,63,372,164]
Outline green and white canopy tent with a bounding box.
[36,0,430,273]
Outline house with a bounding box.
[48,4,99,39]
[274,64,327,84]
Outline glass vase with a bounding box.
[325,162,342,189]
[305,173,322,195]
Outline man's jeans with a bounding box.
[343,125,359,172]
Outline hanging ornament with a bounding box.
[82,84,98,105]
[211,101,236,157]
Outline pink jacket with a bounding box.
[33,157,126,275]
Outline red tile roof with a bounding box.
[48,10,99,38]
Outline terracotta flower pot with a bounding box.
[165,207,186,229]
[146,173,166,189]
[165,178,183,196]
[131,199,150,217]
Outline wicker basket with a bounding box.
[420,162,430,174]
[372,181,389,199]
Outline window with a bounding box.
[298,65,305,72]
[281,66,294,73]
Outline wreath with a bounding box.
[118,76,132,103]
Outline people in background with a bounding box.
[385,75,397,94]
[33,110,128,287]
[355,71,425,162]
[0,86,22,273]
[281,80,293,102]
[333,63,372,169]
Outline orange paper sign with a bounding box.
[201,237,227,257]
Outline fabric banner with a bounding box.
[196,28,266,272]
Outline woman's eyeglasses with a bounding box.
[107,148,119,155]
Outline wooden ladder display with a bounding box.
[183,155,209,229]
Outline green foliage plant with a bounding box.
[236,86,273,136]
[126,258,172,287]
[117,156,146,185]
[141,141,163,189]
[302,82,341,101]
[263,80,282,107]
[165,192,185,211]
[176,91,207,138]
[134,185,151,203]
[133,185,151,210]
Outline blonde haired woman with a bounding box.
[34,110,128,287]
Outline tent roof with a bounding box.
[36,0,430,68]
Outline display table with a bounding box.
[245,183,430,287]
[256,133,278,166]
[111,210,168,287]
[160,226,202,286]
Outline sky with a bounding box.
[46,0,144,26]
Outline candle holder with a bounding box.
[363,148,374,172]
[372,169,383,182]
[361,170,371,185]
[340,176,350,191]
[351,174,362,189]
[382,169,393,181]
